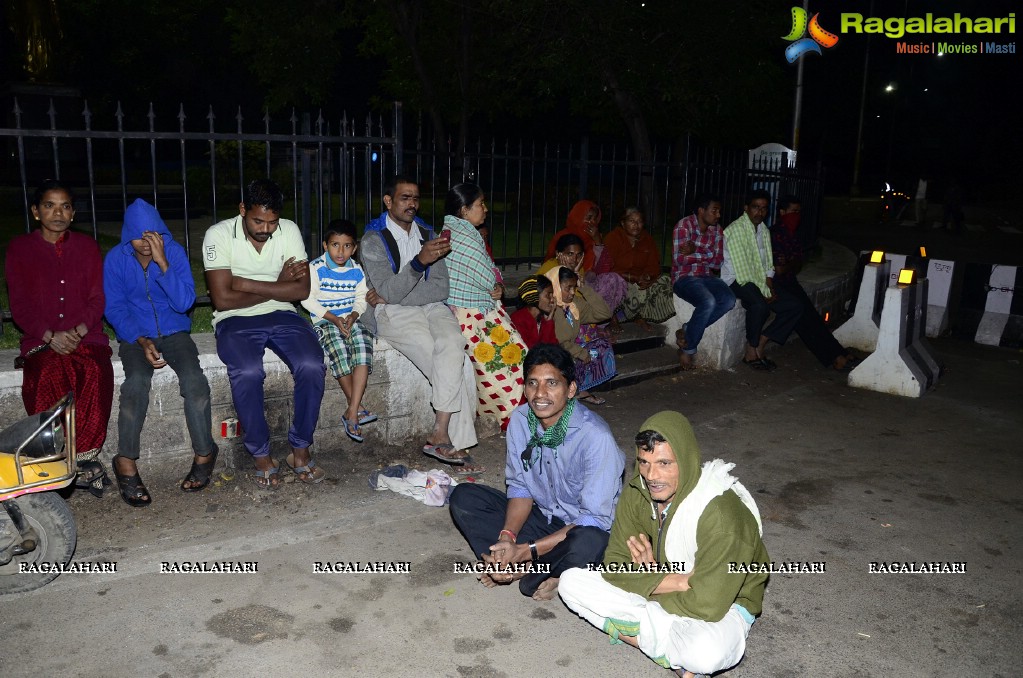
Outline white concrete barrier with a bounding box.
[848,277,939,398]
[833,259,889,352]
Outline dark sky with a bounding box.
[788,0,1021,197]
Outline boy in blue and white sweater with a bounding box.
[302,220,377,442]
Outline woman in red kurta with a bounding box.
[5,180,114,459]
[603,207,676,327]
[510,276,558,348]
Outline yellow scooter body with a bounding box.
[0,393,77,501]
[0,455,76,501]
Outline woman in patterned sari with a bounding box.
[543,201,628,322]
[543,265,616,406]
[444,183,527,430]
[5,179,114,460]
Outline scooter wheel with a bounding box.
[0,492,77,595]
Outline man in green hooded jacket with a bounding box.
[559,411,768,677]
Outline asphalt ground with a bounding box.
[0,332,1019,678]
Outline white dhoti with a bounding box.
[559,568,752,675]
[375,302,478,451]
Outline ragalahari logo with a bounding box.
[782,6,839,62]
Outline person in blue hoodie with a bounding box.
[103,199,217,507]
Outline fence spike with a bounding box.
[12,96,21,118]
[236,106,244,128]
[148,102,156,130]
[206,105,216,126]
[289,108,298,125]
[115,101,124,128]
[264,109,272,128]
[82,100,92,128]
[178,103,187,123]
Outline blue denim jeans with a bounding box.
[117,331,215,460]
[672,276,736,354]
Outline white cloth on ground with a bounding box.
[373,469,457,506]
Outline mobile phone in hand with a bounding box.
[441,229,452,241]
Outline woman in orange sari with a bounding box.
[544,200,627,318]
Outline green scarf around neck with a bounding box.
[521,398,576,471]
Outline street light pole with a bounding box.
[850,0,874,196]
[791,0,809,158]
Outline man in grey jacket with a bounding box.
[361,176,479,468]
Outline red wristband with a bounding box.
[499,529,517,542]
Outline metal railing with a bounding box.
[406,131,825,268]
[2,97,824,332]
[2,97,403,260]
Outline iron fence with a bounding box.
[1,95,824,331]
[1,95,403,260]
[406,130,825,268]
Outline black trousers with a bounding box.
[449,483,610,596]
[730,282,804,348]
[776,279,846,367]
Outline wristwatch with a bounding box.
[529,542,539,564]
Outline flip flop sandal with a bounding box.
[75,459,112,498]
[423,442,466,466]
[578,394,607,406]
[251,463,282,491]
[181,446,219,492]
[449,455,486,475]
[286,453,326,485]
[112,455,151,508]
[742,358,772,371]
[342,415,364,443]
[357,409,379,425]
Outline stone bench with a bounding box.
[661,295,747,370]
[0,334,446,476]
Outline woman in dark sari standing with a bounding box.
[5,179,114,460]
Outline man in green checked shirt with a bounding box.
[721,190,803,371]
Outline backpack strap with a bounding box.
[378,229,401,274]
[377,224,433,278]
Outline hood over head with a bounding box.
[634,410,702,503]
[121,198,172,245]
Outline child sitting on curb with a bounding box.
[302,219,378,442]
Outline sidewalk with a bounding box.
[0,330,1018,676]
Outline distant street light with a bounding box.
[885,83,896,93]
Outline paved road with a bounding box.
[1,337,1019,678]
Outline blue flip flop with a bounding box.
[357,409,378,425]
[342,415,364,443]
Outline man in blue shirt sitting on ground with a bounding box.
[449,343,625,600]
